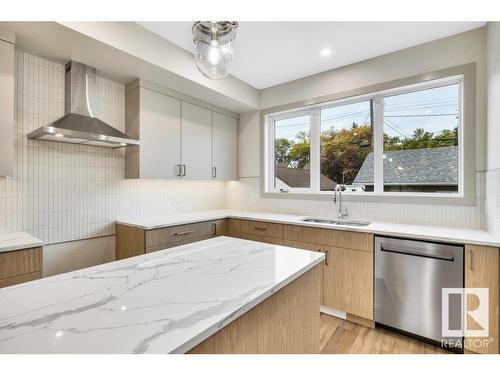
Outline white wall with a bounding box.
[228,28,487,230]
[485,22,500,238]
[0,51,226,275]
[238,111,261,178]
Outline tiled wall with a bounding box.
[0,50,488,251]
[226,175,486,230]
[486,169,500,236]
[0,51,226,245]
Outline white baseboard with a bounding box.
[320,305,347,319]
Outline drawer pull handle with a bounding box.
[469,249,474,271]
[325,250,329,265]
[174,230,194,236]
[254,227,267,231]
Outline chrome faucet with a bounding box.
[334,184,348,218]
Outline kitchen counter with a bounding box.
[116,209,500,248]
[0,236,324,354]
[0,232,43,253]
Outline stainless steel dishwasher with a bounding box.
[375,236,464,349]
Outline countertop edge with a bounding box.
[115,212,500,248]
[0,232,44,254]
[171,249,325,354]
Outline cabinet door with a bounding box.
[323,246,373,320]
[181,102,212,180]
[0,38,14,177]
[465,245,499,354]
[212,112,237,180]
[225,219,241,238]
[284,240,324,305]
[139,88,181,179]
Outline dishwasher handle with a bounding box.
[380,246,455,262]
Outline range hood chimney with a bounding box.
[28,61,139,148]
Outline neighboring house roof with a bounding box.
[353,146,458,185]
[275,166,337,189]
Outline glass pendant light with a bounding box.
[192,21,238,80]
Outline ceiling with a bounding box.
[138,22,485,90]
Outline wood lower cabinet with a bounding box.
[284,239,325,304]
[0,247,42,288]
[189,264,321,353]
[225,218,241,238]
[323,245,373,320]
[115,219,226,260]
[284,225,374,321]
[464,244,499,354]
[146,220,225,253]
[284,224,372,252]
[239,220,284,245]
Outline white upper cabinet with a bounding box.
[0,30,15,177]
[181,102,212,180]
[212,112,237,180]
[125,80,238,181]
[125,87,181,179]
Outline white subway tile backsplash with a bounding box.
[0,52,226,244]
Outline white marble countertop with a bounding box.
[0,232,43,253]
[116,209,500,248]
[0,236,324,354]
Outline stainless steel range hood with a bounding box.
[28,61,139,148]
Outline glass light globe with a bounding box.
[193,21,238,80]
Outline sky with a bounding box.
[275,83,459,143]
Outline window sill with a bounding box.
[260,190,476,207]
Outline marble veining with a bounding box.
[116,209,500,248]
[0,232,43,253]
[0,236,324,353]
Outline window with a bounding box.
[273,114,311,189]
[264,71,469,201]
[320,100,373,192]
[382,84,459,193]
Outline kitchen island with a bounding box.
[0,237,323,354]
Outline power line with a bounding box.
[384,121,408,139]
[385,118,412,137]
[385,113,457,118]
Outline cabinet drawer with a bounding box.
[146,235,214,253]
[284,225,372,252]
[0,271,42,289]
[240,220,283,239]
[145,220,220,251]
[0,247,42,279]
[241,233,284,246]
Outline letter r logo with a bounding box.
[442,288,489,337]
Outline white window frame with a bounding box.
[262,67,473,205]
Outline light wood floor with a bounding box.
[320,314,450,354]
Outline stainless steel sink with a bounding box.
[301,218,371,227]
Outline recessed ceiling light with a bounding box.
[320,48,331,57]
